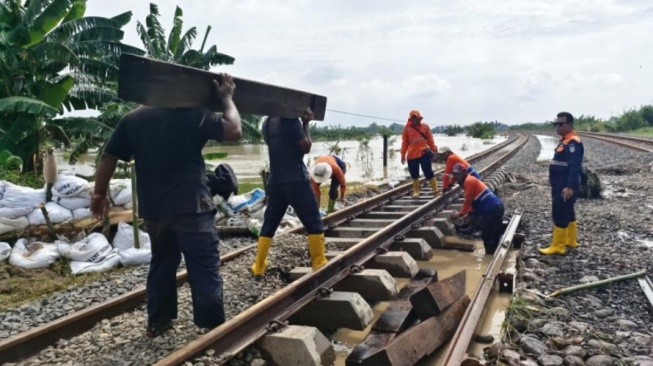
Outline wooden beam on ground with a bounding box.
[118,54,328,120]
[409,270,466,320]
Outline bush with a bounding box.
[466,122,496,139]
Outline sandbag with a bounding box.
[72,207,92,219]
[109,179,132,206]
[225,215,248,227]
[0,242,10,262]
[9,239,60,269]
[56,196,91,210]
[117,246,152,267]
[27,202,73,225]
[70,252,121,274]
[0,205,33,219]
[113,221,151,251]
[51,174,89,198]
[0,182,46,208]
[0,216,30,235]
[57,233,113,263]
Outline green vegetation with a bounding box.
[443,125,465,136]
[466,122,496,139]
[310,122,400,142]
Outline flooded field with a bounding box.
[55,134,509,184]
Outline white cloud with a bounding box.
[85,0,653,125]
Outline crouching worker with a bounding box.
[438,146,481,194]
[310,155,348,214]
[251,108,328,277]
[450,163,504,255]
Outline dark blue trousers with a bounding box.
[468,166,482,180]
[407,154,434,179]
[144,211,225,329]
[261,181,324,236]
[551,185,577,228]
[328,178,340,200]
[476,204,505,255]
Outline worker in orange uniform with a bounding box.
[400,110,438,198]
[310,155,348,214]
[438,146,481,194]
[450,163,504,255]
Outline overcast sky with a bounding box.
[87,1,653,127]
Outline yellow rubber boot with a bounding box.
[251,236,272,276]
[566,221,579,248]
[327,199,336,214]
[429,177,439,196]
[538,226,566,255]
[307,233,328,271]
[412,179,421,198]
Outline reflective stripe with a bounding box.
[550,160,568,166]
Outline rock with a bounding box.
[579,275,600,283]
[522,272,540,282]
[250,359,266,366]
[519,336,547,356]
[584,295,603,309]
[475,334,495,343]
[616,319,638,329]
[564,345,584,357]
[520,358,539,366]
[510,318,528,332]
[487,342,507,359]
[595,308,615,319]
[569,321,590,333]
[547,307,569,317]
[586,355,614,366]
[542,322,565,337]
[633,334,652,346]
[525,258,541,268]
[537,354,564,366]
[501,349,521,366]
[563,355,585,366]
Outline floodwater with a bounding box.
[331,241,518,365]
[53,134,508,184]
[535,134,559,162]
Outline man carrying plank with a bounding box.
[91,74,242,337]
[251,108,328,277]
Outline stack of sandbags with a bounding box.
[8,239,61,269]
[57,233,120,274]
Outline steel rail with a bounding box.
[576,132,653,153]
[441,213,522,366]
[578,131,653,144]
[638,276,653,309]
[0,134,522,365]
[155,134,529,366]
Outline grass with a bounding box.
[0,260,128,312]
[629,126,653,138]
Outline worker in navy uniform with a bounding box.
[539,111,584,255]
[251,107,328,276]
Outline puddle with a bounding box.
[534,135,559,162]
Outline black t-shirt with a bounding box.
[103,106,224,219]
[262,117,309,185]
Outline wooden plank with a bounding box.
[352,295,470,366]
[346,269,437,366]
[410,270,466,320]
[118,54,328,120]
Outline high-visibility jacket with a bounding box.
[401,122,437,160]
[443,153,471,190]
[549,131,584,190]
[311,155,346,199]
[459,175,502,216]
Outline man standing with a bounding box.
[539,112,584,255]
[450,163,504,255]
[438,146,481,194]
[91,75,242,337]
[310,154,348,214]
[400,110,439,198]
[250,108,328,276]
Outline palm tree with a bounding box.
[0,0,144,172]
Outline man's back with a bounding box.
[262,117,308,185]
[104,106,224,219]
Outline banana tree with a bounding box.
[0,0,144,172]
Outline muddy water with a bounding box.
[54,135,508,183]
[535,134,559,162]
[331,242,518,365]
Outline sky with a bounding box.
[86,1,653,127]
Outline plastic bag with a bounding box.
[0,242,10,262]
[226,189,266,213]
[26,202,73,225]
[113,221,151,251]
[9,239,60,269]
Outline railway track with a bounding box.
[577,131,653,153]
[0,134,528,366]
